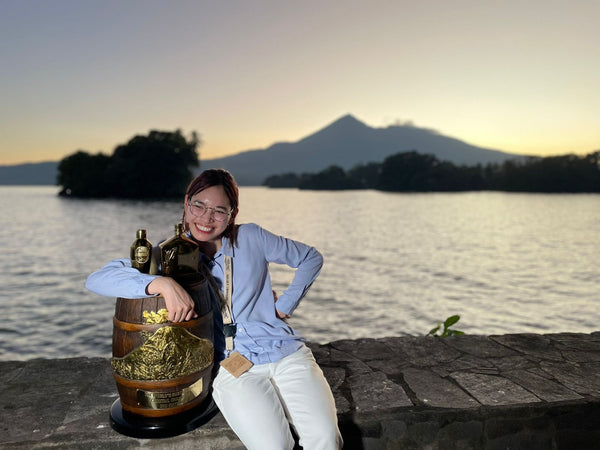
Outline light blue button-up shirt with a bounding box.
[85,223,323,365]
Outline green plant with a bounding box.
[427,314,465,338]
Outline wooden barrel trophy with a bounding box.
[109,274,218,437]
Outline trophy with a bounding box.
[109,225,218,438]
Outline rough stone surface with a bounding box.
[401,367,479,409]
[450,372,541,406]
[1,333,600,449]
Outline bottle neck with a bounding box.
[174,223,183,236]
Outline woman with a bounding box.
[86,169,342,449]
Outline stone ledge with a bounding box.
[1,332,599,449]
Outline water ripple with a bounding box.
[1,187,599,360]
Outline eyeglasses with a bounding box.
[187,200,232,222]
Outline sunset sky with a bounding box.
[1,0,598,165]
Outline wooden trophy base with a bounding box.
[109,396,218,438]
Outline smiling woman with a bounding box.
[178,170,241,260]
[84,170,343,449]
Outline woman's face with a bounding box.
[185,185,234,246]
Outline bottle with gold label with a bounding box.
[160,223,199,278]
[130,229,153,273]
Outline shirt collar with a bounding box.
[219,235,235,257]
[184,231,234,261]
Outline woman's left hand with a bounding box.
[276,309,291,320]
[273,290,291,320]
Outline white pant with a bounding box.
[212,344,343,450]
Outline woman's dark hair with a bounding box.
[182,169,239,245]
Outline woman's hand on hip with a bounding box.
[146,276,198,322]
[276,309,291,320]
[273,290,291,321]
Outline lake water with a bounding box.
[1,186,598,361]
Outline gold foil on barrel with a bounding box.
[111,326,213,381]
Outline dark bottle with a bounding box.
[130,229,153,273]
[159,223,199,277]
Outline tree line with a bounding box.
[57,130,199,198]
[263,150,600,193]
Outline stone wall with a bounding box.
[1,333,599,449]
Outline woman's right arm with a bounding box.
[85,259,198,322]
[85,258,158,298]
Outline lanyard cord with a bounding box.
[201,256,234,352]
[222,255,234,352]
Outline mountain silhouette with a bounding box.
[202,114,519,185]
[1,115,520,186]
[0,161,58,185]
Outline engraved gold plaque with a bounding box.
[136,378,204,409]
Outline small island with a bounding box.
[264,150,600,193]
[57,129,200,199]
